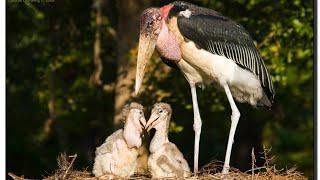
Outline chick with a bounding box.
[146,103,191,178]
[92,102,146,178]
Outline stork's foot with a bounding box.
[222,165,230,174]
[193,117,202,174]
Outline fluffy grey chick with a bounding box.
[146,103,191,178]
[92,102,146,178]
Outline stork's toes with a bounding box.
[222,165,230,174]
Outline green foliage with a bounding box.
[7,0,313,179]
[169,121,184,133]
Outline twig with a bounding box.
[62,154,78,179]
[8,173,24,180]
[245,166,267,173]
[251,148,256,180]
[261,145,273,168]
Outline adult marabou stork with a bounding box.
[134,1,275,174]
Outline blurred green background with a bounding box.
[6,0,314,179]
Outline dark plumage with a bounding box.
[161,57,179,70]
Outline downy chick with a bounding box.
[93,102,146,178]
[146,103,191,178]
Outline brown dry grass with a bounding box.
[8,148,307,180]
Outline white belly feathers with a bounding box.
[180,41,264,105]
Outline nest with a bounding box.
[8,148,307,180]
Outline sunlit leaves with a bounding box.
[169,121,184,133]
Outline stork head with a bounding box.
[145,103,172,132]
[135,8,163,95]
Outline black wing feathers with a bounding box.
[175,4,275,102]
[161,57,179,70]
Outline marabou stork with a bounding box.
[146,103,191,178]
[134,1,275,174]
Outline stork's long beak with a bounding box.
[135,33,157,95]
[145,113,160,131]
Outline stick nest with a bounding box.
[8,148,307,180]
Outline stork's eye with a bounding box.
[139,111,143,115]
[147,21,154,28]
[158,109,163,113]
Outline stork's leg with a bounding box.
[222,84,240,174]
[190,83,202,174]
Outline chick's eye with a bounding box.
[139,111,143,115]
[159,109,163,113]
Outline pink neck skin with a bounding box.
[156,20,181,62]
[160,4,173,20]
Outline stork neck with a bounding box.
[157,21,170,44]
[149,128,169,153]
[156,21,181,62]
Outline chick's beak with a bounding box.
[145,113,160,131]
[139,117,147,129]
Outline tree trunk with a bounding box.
[89,0,103,86]
[113,0,150,128]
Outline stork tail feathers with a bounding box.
[256,93,272,108]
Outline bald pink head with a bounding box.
[135,5,179,95]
